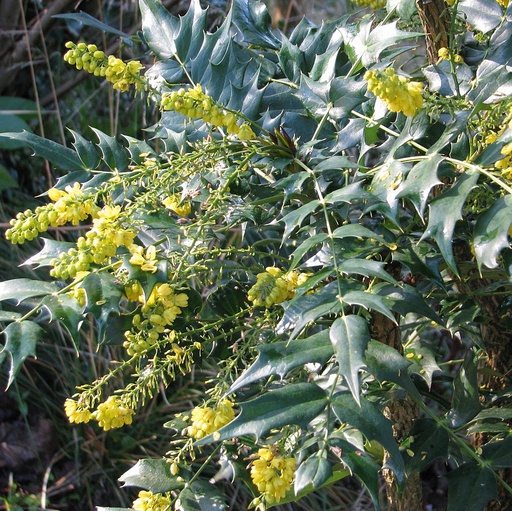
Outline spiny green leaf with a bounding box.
[21,239,75,268]
[341,290,396,322]
[0,311,22,322]
[365,340,420,399]
[375,284,443,325]
[332,393,404,478]
[473,195,512,270]
[119,459,184,493]
[91,128,130,172]
[1,320,44,388]
[330,315,370,404]
[277,281,342,339]
[351,20,421,66]
[197,383,328,444]
[446,464,497,511]
[421,168,479,274]
[405,338,441,388]
[458,0,502,33]
[41,294,85,351]
[448,351,481,428]
[481,436,512,469]
[176,481,226,511]
[228,330,333,393]
[0,131,85,171]
[294,455,332,494]
[338,258,397,284]
[0,278,59,304]
[280,200,320,241]
[69,129,101,169]
[232,0,280,50]
[403,419,449,474]
[397,154,444,217]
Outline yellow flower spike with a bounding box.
[163,194,192,216]
[64,398,92,424]
[250,448,296,504]
[365,67,424,117]
[187,399,235,440]
[92,396,134,431]
[132,490,171,511]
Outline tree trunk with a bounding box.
[416,0,451,64]
[372,308,423,511]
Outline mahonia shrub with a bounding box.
[2,0,512,510]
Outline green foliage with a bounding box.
[3,0,512,509]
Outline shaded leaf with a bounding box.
[332,393,404,478]
[69,129,101,169]
[342,290,396,322]
[41,294,85,351]
[176,481,226,511]
[446,464,497,511]
[397,154,443,217]
[119,459,184,493]
[338,258,397,284]
[276,281,342,339]
[448,351,481,428]
[473,195,512,269]
[280,200,320,241]
[232,0,280,50]
[91,128,130,172]
[198,383,328,444]
[1,321,43,388]
[404,419,449,474]
[365,340,420,399]
[229,330,333,393]
[481,436,512,469]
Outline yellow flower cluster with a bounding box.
[123,283,188,355]
[351,0,386,9]
[63,41,145,92]
[186,399,235,440]
[250,448,296,504]
[64,395,133,430]
[132,491,171,511]
[6,183,99,244]
[64,398,93,424]
[438,47,464,64]
[129,245,159,273]
[497,0,509,7]
[247,267,310,308]
[92,396,134,431]
[498,140,512,179]
[50,204,136,280]
[161,84,256,140]
[162,194,192,217]
[365,68,424,117]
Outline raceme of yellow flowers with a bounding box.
[63,41,146,92]
[247,267,310,308]
[351,0,386,9]
[132,490,171,511]
[161,84,256,140]
[250,447,296,506]
[365,67,424,117]
[186,399,235,440]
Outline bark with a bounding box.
[416,0,451,64]
[372,306,423,511]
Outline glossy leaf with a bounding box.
[332,393,404,478]
[404,419,449,474]
[330,315,370,404]
[176,481,226,511]
[421,169,479,274]
[232,0,280,50]
[1,320,43,388]
[22,239,76,268]
[197,383,328,444]
[338,258,397,284]
[446,464,497,511]
[294,455,332,494]
[365,340,420,399]
[91,128,130,172]
[0,131,85,171]
[280,200,320,241]
[0,278,59,304]
[473,195,512,269]
[458,0,502,33]
[448,351,481,428]
[228,330,333,393]
[481,436,512,469]
[69,128,101,169]
[119,459,184,493]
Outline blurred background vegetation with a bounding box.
[0,1,382,510]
